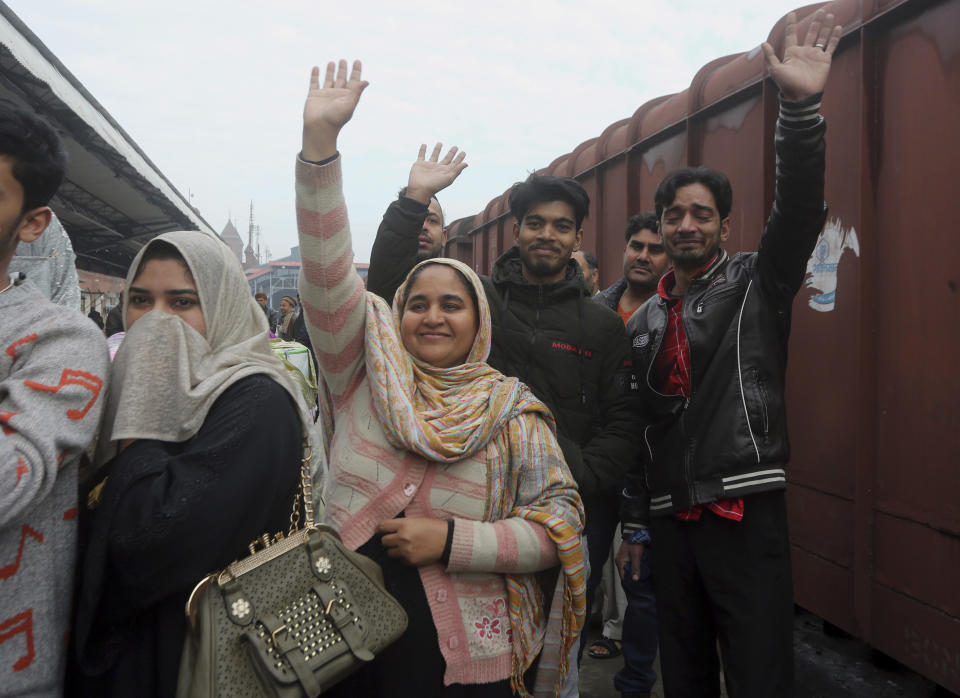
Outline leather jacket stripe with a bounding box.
[722,468,786,483]
[724,474,787,491]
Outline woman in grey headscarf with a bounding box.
[72,231,313,698]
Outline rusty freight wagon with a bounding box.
[443,0,960,691]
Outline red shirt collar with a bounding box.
[657,253,720,300]
[657,270,676,301]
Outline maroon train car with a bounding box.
[445,0,960,691]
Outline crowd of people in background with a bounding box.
[1,10,843,698]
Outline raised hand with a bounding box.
[762,10,842,101]
[405,143,468,204]
[302,59,369,162]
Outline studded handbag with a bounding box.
[175,447,408,697]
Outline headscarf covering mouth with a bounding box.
[96,230,314,464]
[122,231,261,346]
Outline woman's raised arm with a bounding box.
[296,60,370,401]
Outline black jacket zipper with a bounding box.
[695,284,744,314]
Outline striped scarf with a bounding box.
[364,258,585,696]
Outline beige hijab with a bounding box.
[95,231,312,465]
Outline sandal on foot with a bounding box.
[587,635,622,659]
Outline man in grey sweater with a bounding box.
[0,100,109,696]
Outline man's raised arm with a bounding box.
[366,143,467,302]
[758,10,843,298]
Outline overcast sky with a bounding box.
[9,0,811,263]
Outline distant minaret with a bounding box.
[243,201,258,268]
[219,216,243,262]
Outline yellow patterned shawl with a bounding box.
[363,258,585,696]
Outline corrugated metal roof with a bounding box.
[268,260,301,268]
[244,267,272,281]
[0,1,216,275]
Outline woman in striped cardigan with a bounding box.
[296,60,586,698]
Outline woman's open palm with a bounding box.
[304,59,368,132]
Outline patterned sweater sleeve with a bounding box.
[446,414,584,574]
[0,306,109,527]
[295,154,367,401]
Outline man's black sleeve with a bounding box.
[365,197,429,302]
[554,314,644,498]
[617,341,655,531]
[620,452,651,533]
[756,92,829,302]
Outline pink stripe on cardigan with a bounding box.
[301,247,355,289]
[313,332,364,380]
[494,520,520,570]
[296,205,349,241]
[302,283,364,336]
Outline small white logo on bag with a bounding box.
[315,556,332,575]
[231,598,251,619]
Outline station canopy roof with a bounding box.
[0,2,216,276]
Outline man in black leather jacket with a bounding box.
[618,11,843,697]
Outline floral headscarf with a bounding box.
[363,258,585,696]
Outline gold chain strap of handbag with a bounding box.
[287,440,316,536]
[288,440,315,534]
[246,440,315,556]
